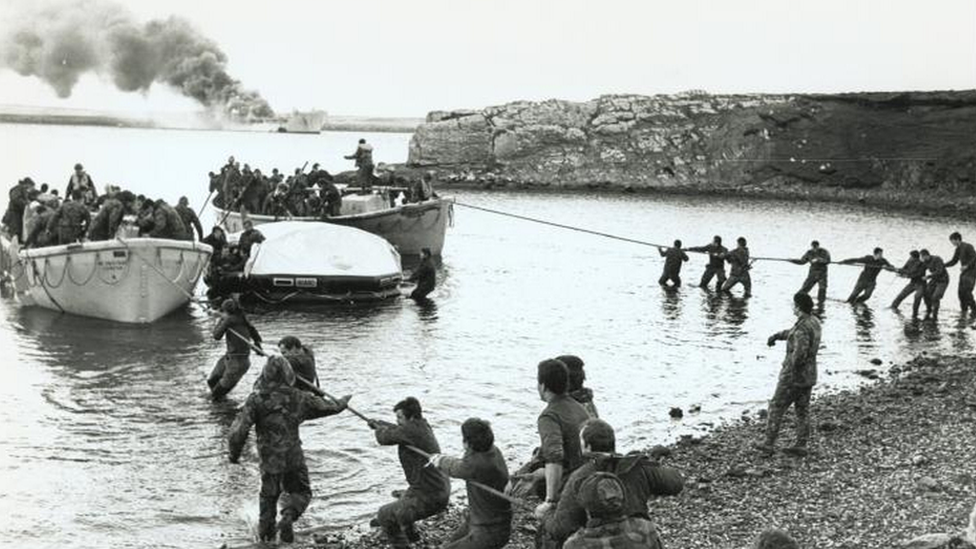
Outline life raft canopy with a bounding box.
[233,221,401,278]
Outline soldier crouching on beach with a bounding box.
[228,355,351,543]
[369,397,451,548]
[427,418,512,549]
[756,292,822,457]
[208,298,262,400]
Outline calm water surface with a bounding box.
[0,123,973,548]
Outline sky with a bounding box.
[0,0,974,117]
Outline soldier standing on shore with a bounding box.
[228,355,351,543]
[344,138,375,192]
[757,292,822,457]
[944,232,976,317]
[368,397,451,549]
[793,240,831,305]
[688,235,728,291]
[657,240,689,288]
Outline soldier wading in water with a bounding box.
[228,355,352,543]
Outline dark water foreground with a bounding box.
[2,186,975,548]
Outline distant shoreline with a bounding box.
[0,112,421,134]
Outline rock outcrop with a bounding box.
[406,91,976,196]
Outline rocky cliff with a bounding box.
[405,91,976,199]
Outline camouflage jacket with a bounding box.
[228,383,345,473]
[88,199,125,241]
[175,203,203,240]
[545,453,683,542]
[238,228,266,257]
[149,203,190,240]
[774,313,822,387]
[563,517,662,549]
[47,201,91,233]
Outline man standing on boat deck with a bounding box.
[920,249,949,321]
[657,240,689,288]
[345,138,375,192]
[757,292,822,457]
[426,418,513,549]
[721,236,752,297]
[208,298,263,400]
[407,248,437,301]
[368,397,451,549]
[945,232,976,317]
[838,247,893,304]
[793,240,831,305]
[891,250,926,319]
[688,235,728,291]
[65,163,97,206]
[175,196,204,241]
[228,355,352,543]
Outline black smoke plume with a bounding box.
[0,0,274,119]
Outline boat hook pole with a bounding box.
[223,326,530,509]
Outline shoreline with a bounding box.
[292,352,976,549]
[424,178,976,220]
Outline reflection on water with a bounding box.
[1,124,974,549]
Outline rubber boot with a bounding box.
[278,510,297,543]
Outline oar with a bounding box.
[197,189,215,219]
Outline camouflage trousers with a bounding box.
[765,382,813,447]
[377,491,447,548]
[207,354,251,399]
[259,462,312,540]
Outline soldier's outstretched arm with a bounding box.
[641,460,685,496]
[303,393,351,421]
[228,396,258,463]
